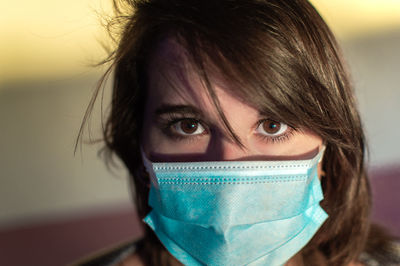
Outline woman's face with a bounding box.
[141,39,323,162]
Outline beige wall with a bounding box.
[343,30,400,167]
[1,0,400,83]
[0,75,132,228]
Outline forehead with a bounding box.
[145,37,279,119]
[146,38,199,102]
[144,38,261,123]
[146,38,241,112]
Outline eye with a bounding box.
[256,119,288,136]
[172,118,206,136]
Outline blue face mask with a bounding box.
[142,148,328,266]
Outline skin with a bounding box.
[121,38,362,265]
[141,39,323,163]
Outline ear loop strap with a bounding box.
[140,147,159,189]
[318,144,326,178]
[317,145,326,163]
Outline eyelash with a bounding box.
[159,114,296,144]
[254,122,296,144]
[159,114,208,142]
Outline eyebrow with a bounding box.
[155,104,203,116]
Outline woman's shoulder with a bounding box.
[70,238,400,266]
[69,238,143,266]
[360,240,400,266]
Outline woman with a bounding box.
[79,0,399,265]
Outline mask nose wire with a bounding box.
[140,145,326,188]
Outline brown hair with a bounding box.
[81,0,394,265]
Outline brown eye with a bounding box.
[256,119,288,136]
[173,119,206,136]
[263,120,280,134]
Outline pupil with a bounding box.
[181,119,198,134]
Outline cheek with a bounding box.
[286,130,323,159]
[248,130,323,160]
[141,124,169,156]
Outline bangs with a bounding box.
[169,19,330,141]
[129,0,353,146]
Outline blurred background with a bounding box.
[0,0,399,265]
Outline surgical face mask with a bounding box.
[142,148,328,266]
